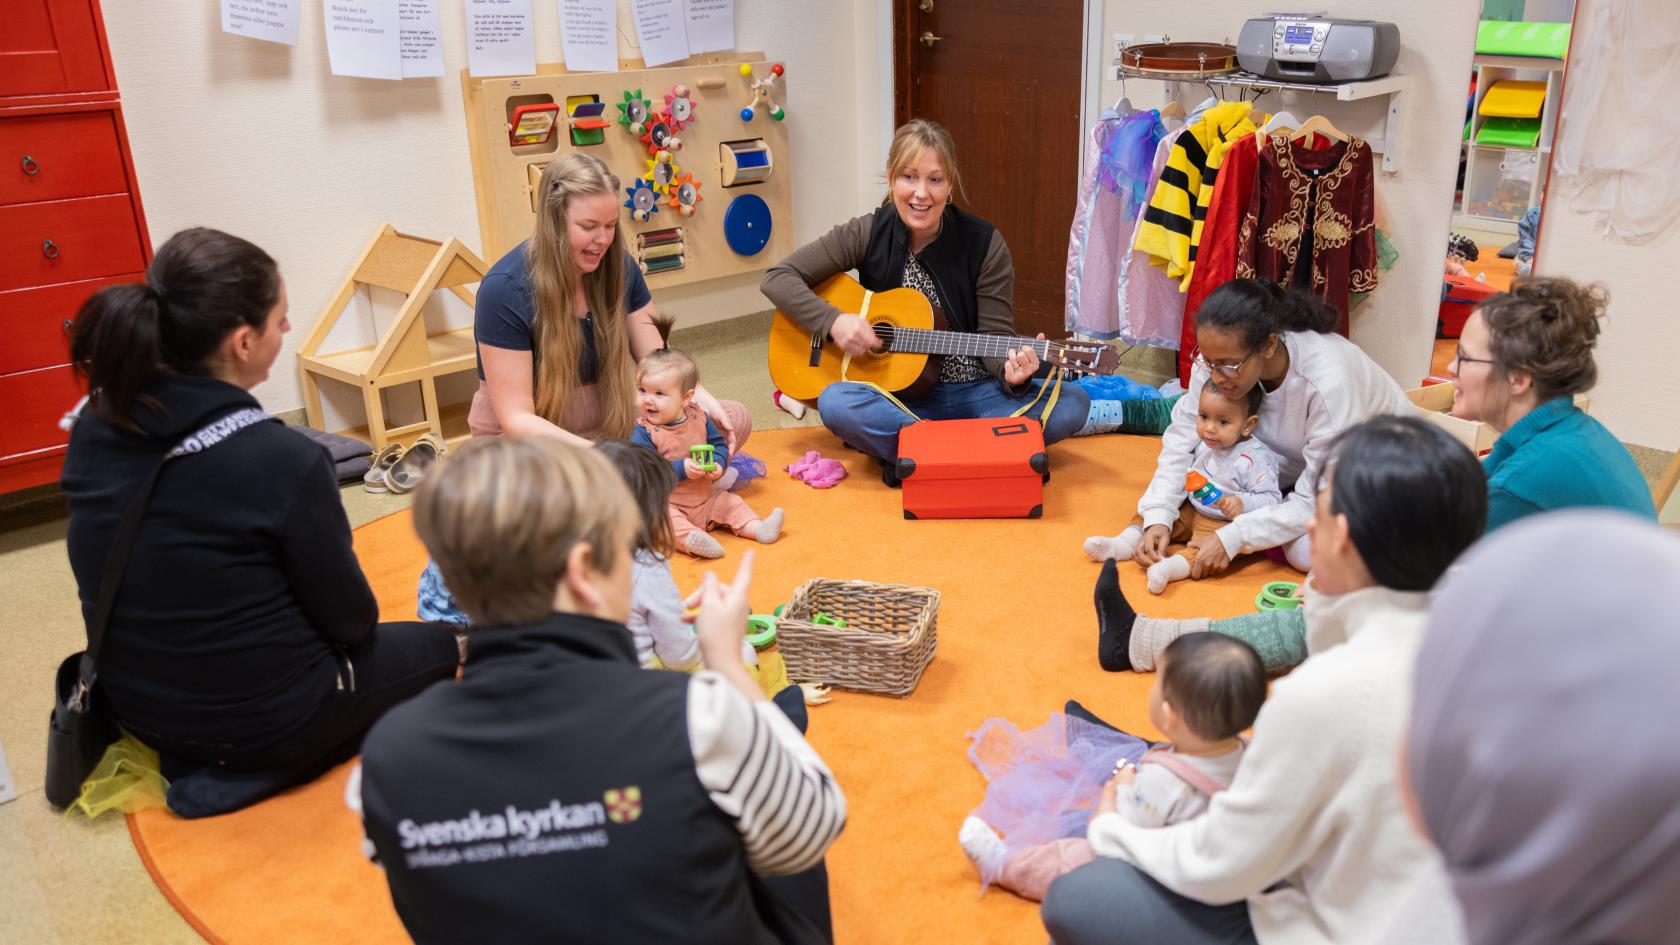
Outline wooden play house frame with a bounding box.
[297,225,487,449]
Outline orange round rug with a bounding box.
[129,426,1292,944]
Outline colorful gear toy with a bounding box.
[662,84,696,130]
[616,89,654,136]
[644,152,682,194]
[640,118,682,155]
[623,178,661,222]
[667,172,703,216]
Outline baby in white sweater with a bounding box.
[960,633,1267,901]
[1085,384,1282,593]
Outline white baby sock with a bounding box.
[755,508,785,544]
[1083,525,1144,562]
[958,816,1007,877]
[684,531,725,559]
[1146,556,1192,594]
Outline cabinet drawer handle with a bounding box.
[42,238,60,259]
[21,154,40,175]
[63,319,74,337]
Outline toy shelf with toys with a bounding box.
[460,53,792,290]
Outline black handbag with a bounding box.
[45,407,275,809]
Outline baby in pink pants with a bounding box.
[960,633,1267,901]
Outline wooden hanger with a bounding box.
[1161,99,1186,122]
[1289,114,1350,143]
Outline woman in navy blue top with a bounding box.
[470,153,751,449]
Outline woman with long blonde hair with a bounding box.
[470,153,750,446]
[761,119,1089,486]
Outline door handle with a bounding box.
[42,238,60,259]
[919,0,934,11]
[920,31,942,47]
[21,154,40,175]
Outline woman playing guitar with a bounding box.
[761,119,1091,486]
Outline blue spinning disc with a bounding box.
[723,193,772,256]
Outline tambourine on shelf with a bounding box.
[1115,39,1239,79]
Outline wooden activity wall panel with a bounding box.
[461,53,792,289]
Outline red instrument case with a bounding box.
[896,418,1047,520]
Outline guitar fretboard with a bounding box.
[885,327,1056,359]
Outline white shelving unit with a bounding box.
[1125,69,1411,173]
[1456,54,1566,235]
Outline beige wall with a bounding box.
[1533,0,1677,451]
[102,1,891,416]
[1095,3,1479,399]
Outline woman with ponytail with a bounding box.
[62,228,459,816]
[471,153,750,447]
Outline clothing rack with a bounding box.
[1145,71,1410,173]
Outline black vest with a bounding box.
[358,613,817,944]
[857,203,995,333]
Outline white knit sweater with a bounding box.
[1087,585,1466,945]
[1138,331,1414,556]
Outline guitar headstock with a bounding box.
[1047,340,1122,378]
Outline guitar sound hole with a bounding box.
[868,322,897,360]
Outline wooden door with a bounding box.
[896,0,1084,338]
[0,0,111,99]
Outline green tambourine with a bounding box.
[1256,581,1303,611]
[746,615,778,650]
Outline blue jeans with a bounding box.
[816,378,1091,463]
[417,559,469,627]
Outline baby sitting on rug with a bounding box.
[1084,383,1282,593]
[960,633,1266,902]
[630,323,783,559]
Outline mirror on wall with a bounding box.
[1431,0,1575,380]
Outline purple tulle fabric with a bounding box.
[728,449,766,489]
[1098,110,1167,218]
[965,713,1150,888]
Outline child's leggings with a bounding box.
[997,838,1096,902]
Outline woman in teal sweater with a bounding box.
[1099,276,1655,674]
[1451,278,1652,529]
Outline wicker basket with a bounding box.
[776,579,940,698]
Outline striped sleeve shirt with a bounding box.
[1134,101,1260,289]
[687,672,847,875]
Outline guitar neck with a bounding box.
[886,328,1051,360]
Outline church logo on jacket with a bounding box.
[604,786,643,824]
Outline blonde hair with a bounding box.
[883,118,967,206]
[634,312,698,392]
[530,153,636,438]
[413,437,637,627]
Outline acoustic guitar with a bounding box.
[768,273,1121,401]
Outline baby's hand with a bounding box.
[1216,495,1244,519]
[683,458,711,480]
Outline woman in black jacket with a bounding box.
[61,227,458,815]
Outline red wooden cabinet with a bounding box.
[0,0,151,493]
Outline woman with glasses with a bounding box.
[1097,275,1655,678]
[1085,277,1410,577]
[1442,277,1651,530]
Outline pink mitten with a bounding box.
[785,450,847,489]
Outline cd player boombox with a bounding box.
[1236,14,1400,84]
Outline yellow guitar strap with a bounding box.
[1009,365,1067,424]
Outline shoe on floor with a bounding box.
[386,433,445,495]
[364,442,405,493]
